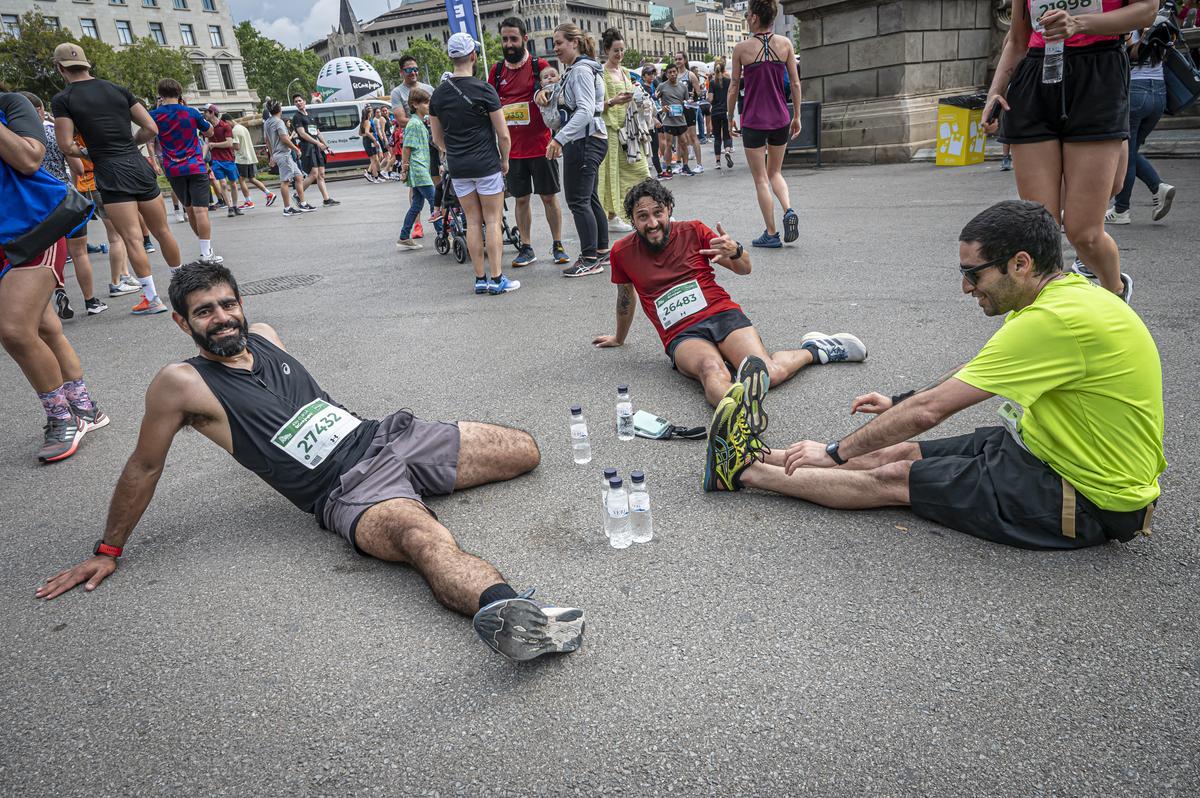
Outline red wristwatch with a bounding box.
[93,540,122,558]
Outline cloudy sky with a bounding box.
[229,0,405,49]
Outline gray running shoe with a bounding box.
[735,355,770,435]
[73,404,110,432]
[801,332,868,364]
[472,588,585,661]
[197,254,224,265]
[120,274,141,290]
[38,414,84,463]
[1151,182,1175,222]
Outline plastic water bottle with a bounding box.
[629,471,653,544]
[570,405,592,464]
[616,384,634,441]
[1042,40,1064,84]
[601,467,618,539]
[605,477,632,549]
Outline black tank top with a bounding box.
[186,333,378,515]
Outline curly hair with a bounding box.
[623,178,674,221]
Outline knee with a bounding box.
[515,430,541,473]
[765,362,789,386]
[871,461,912,499]
[1065,223,1104,250]
[0,319,28,350]
[697,357,730,382]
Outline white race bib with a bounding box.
[655,279,708,330]
[307,124,320,137]
[271,398,361,470]
[1031,0,1102,30]
[668,103,684,117]
[502,102,531,126]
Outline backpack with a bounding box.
[488,56,549,99]
[0,106,93,267]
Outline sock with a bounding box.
[553,240,563,249]
[142,235,151,246]
[199,239,212,258]
[138,275,158,302]
[801,341,827,365]
[492,272,503,283]
[38,385,71,421]
[478,583,518,610]
[63,378,95,412]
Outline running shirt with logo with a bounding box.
[149,103,209,177]
[491,57,551,159]
[209,119,236,162]
[609,220,742,349]
[658,81,689,126]
[185,333,379,516]
[232,123,257,165]
[50,79,140,163]
[1026,0,1124,48]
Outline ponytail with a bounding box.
[554,22,597,60]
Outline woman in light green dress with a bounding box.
[597,28,649,233]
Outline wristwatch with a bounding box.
[825,441,847,465]
[732,242,744,261]
[93,539,122,559]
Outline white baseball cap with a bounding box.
[446,32,477,59]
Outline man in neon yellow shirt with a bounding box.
[704,200,1165,549]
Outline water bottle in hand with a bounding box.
[570,405,592,464]
[605,477,633,549]
[1042,40,1064,84]
[629,470,653,544]
[616,384,635,441]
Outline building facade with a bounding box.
[0,0,258,114]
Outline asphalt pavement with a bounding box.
[1,153,1197,797]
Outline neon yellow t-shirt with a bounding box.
[956,273,1165,511]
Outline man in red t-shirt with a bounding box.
[594,179,867,417]
[204,105,241,218]
[491,17,566,268]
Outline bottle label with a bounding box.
[571,424,588,439]
[630,495,649,512]
[607,508,629,519]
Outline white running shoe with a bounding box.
[608,217,633,232]
[692,163,704,174]
[801,332,868,364]
[1105,207,1131,225]
[472,588,584,660]
[1151,182,1175,221]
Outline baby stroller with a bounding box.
[433,169,523,263]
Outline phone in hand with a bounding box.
[986,101,1003,125]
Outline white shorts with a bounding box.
[451,171,505,197]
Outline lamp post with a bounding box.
[286,77,303,104]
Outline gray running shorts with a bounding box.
[320,410,461,552]
[274,152,304,183]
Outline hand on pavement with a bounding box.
[35,555,117,600]
[592,334,623,348]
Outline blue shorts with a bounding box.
[210,160,239,181]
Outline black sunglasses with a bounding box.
[959,254,1012,286]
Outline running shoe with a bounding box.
[801,332,868,364]
[681,166,695,176]
[474,277,489,294]
[131,295,168,315]
[702,383,768,492]
[1151,182,1175,221]
[1000,154,1013,171]
[364,171,377,183]
[782,208,799,243]
[672,163,683,174]
[297,203,317,212]
[715,160,722,170]
[488,274,520,294]
[1068,257,1095,278]
[692,164,704,174]
[121,274,141,290]
[659,170,673,180]
[1105,207,1131,225]
[38,413,85,463]
[265,192,277,207]
[73,403,110,432]
[174,209,187,223]
[609,217,633,232]
[233,206,245,216]
[512,245,537,267]
[283,206,303,217]
[562,258,604,278]
[197,253,225,265]
[752,230,781,248]
[227,207,237,218]
[86,243,105,254]
[725,150,733,169]
[108,281,140,297]
[594,250,612,270]
[472,588,585,661]
[396,238,423,250]
[53,288,74,320]
[413,220,424,239]
[323,198,341,207]
[85,298,108,316]
[143,239,156,254]
[1120,273,1134,304]
[736,355,770,435]
[552,242,570,264]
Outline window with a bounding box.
[208,24,222,47]
[180,23,195,45]
[389,38,397,52]
[174,0,188,8]
[110,0,127,5]
[202,0,216,10]
[307,105,360,132]
[192,63,207,90]
[80,18,98,38]
[46,17,60,29]
[149,21,166,44]
[143,0,158,7]
[371,41,379,54]
[219,63,234,90]
[1,15,17,36]
[544,37,552,53]
[116,20,133,44]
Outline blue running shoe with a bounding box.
[511,245,537,268]
[488,274,521,294]
[752,230,781,248]
[782,208,799,243]
[474,277,488,294]
[472,588,585,660]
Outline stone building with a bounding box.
[673,2,730,58]
[0,0,258,114]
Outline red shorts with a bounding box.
[0,238,68,288]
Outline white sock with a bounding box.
[138,275,157,301]
[199,239,212,258]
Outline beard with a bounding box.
[503,44,526,64]
[192,317,249,357]
[637,221,671,251]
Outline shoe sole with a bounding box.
[725,152,733,168]
[512,257,537,267]
[782,211,799,243]
[553,256,570,264]
[131,306,168,315]
[474,598,585,660]
[1106,216,1131,225]
[86,306,108,315]
[39,425,84,463]
[751,240,781,248]
[562,266,604,278]
[1153,186,1175,221]
[736,356,770,435]
[81,412,110,432]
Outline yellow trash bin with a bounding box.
[936,94,987,167]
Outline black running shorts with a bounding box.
[300,147,327,173]
[908,426,1151,550]
[167,172,211,208]
[742,125,790,149]
[506,156,560,198]
[663,124,688,137]
[684,106,697,126]
[237,163,257,179]
[666,308,754,366]
[998,41,1130,144]
[95,154,161,204]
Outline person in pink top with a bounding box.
[727,0,803,249]
[983,0,1157,303]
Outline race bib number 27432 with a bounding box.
[271,399,361,470]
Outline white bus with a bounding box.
[281,98,392,169]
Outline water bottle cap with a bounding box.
[603,467,618,478]
[630,470,645,482]
[570,404,582,415]
[617,384,629,393]
[608,477,623,488]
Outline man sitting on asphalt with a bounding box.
[593,179,866,427]
[704,200,1165,550]
[36,263,584,661]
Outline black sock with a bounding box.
[479,583,518,609]
[492,272,503,282]
[553,239,563,248]
[142,235,151,245]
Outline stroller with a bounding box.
[433,169,522,264]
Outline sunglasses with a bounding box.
[959,254,1012,286]
[404,67,420,73]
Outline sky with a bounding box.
[229,0,405,49]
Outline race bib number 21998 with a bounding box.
[1031,0,1101,26]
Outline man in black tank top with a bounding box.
[36,263,585,662]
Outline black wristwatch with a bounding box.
[825,441,847,465]
[732,243,744,261]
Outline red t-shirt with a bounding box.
[609,220,742,350]
[491,56,551,160]
[1026,0,1124,48]
[210,119,235,161]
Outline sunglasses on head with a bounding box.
[959,254,1012,286]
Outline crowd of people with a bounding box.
[0,0,1184,662]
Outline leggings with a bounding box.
[649,130,663,174]
[562,136,609,259]
[711,114,731,157]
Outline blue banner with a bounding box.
[444,0,479,41]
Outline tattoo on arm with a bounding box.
[617,283,635,316]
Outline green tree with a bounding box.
[622,47,644,69]
[403,38,450,87]
[235,20,323,104]
[0,11,79,100]
[363,54,401,93]
[102,37,192,103]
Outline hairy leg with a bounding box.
[741,460,911,508]
[673,338,734,406]
[763,440,922,470]
[454,421,540,489]
[717,326,813,390]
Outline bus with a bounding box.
[281,98,392,169]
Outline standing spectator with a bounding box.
[396,89,436,251]
[708,59,733,169]
[262,98,312,217]
[291,95,340,207]
[673,52,705,173]
[597,29,649,234]
[657,64,693,176]
[429,33,519,295]
[231,116,275,208]
[390,54,435,126]
[359,107,383,182]
[204,105,242,218]
[639,64,666,177]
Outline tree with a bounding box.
[0,11,80,100]
[403,38,450,87]
[363,54,401,92]
[235,20,323,104]
[622,47,644,69]
[100,37,192,103]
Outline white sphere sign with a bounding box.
[316,57,384,102]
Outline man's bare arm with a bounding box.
[840,378,992,460]
[593,283,637,347]
[0,120,45,174]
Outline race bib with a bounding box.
[271,399,361,470]
[502,102,531,126]
[307,124,320,137]
[1031,0,1101,29]
[655,280,708,330]
[668,103,684,117]
[997,400,1031,453]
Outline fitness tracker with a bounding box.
[93,540,122,559]
[732,243,744,261]
[825,441,847,465]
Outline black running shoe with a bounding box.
[73,404,110,432]
[85,298,108,316]
[552,241,570,264]
[53,288,74,320]
[782,208,799,243]
[323,198,341,207]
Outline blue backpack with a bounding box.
[0,107,93,267]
